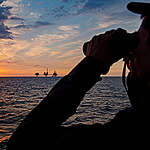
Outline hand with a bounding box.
[84,28,128,66]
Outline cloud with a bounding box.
[0,23,80,64]
[0,35,80,76]
[80,0,119,11]
[33,21,55,28]
[1,0,141,76]
[9,16,24,21]
[0,22,12,39]
[0,0,6,5]
[0,58,17,64]
[0,38,30,59]
[52,5,71,18]
[77,0,104,14]
[10,24,30,29]
[91,20,117,31]
[25,25,79,57]
[11,21,55,29]
[51,0,84,18]
[58,25,79,31]
[109,10,138,21]
[57,47,81,59]
[0,6,12,21]
[0,0,12,39]
[51,0,121,18]
[2,0,22,7]
[1,0,54,39]
[49,51,60,56]
[34,25,79,42]
[0,23,82,76]
[59,0,71,2]
[90,10,138,31]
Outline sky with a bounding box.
[0,0,149,77]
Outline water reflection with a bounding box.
[0,77,130,149]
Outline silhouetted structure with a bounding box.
[44,68,48,77]
[35,72,39,77]
[34,69,58,77]
[52,70,57,77]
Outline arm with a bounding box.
[27,28,128,128]
[7,56,108,150]
[32,56,109,127]
[7,28,128,149]
[16,56,109,129]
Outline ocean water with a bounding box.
[0,77,131,149]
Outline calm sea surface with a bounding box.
[0,77,131,149]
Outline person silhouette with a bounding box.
[7,2,150,149]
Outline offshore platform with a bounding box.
[43,68,49,77]
[35,68,57,77]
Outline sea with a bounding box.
[0,76,131,149]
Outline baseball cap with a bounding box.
[127,2,150,16]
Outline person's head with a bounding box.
[125,2,150,110]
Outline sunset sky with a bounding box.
[0,0,149,77]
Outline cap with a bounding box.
[127,2,150,16]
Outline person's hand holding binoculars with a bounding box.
[83,28,138,74]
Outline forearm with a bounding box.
[36,56,109,126]
[14,56,108,129]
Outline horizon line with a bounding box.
[0,75,122,78]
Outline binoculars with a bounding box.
[83,30,139,58]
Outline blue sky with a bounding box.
[0,0,150,76]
